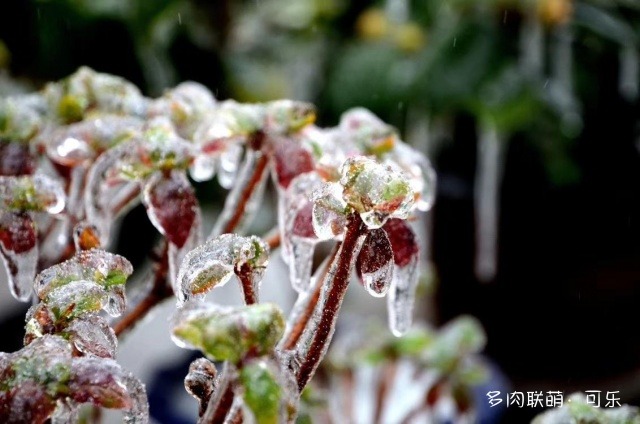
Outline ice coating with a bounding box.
[280,173,323,291]
[84,141,141,244]
[210,148,269,238]
[64,314,117,359]
[148,81,216,139]
[263,100,316,134]
[176,234,269,305]
[340,156,415,229]
[0,335,148,423]
[237,356,298,424]
[217,141,244,189]
[311,182,348,240]
[44,115,142,167]
[184,358,218,415]
[356,228,394,297]
[35,249,133,316]
[338,107,396,157]
[43,66,147,123]
[0,174,66,214]
[0,212,38,301]
[0,94,45,143]
[43,280,110,320]
[171,301,285,364]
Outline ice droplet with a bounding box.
[217,142,243,189]
[189,153,216,182]
[0,211,38,301]
[356,228,394,297]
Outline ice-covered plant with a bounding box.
[0,239,147,423]
[0,67,441,422]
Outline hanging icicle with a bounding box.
[619,44,639,102]
[519,10,545,80]
[474,122,505,282]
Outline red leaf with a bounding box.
[0,212,37,254]
[145,172,197,248]
[382,218,418,267]
[292,203,316,239]
[273,138,314,189]
[69,360,131,410]
[357,229,393,276]
[0,143,34,176]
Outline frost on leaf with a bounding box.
[339,156,415,229]
[35,249,133,317]
[383,218,420,336]
[356,228,394,297]
[172,302,285,364]
[177,234,269,305]
[143,171,198,248]
[0,335,148,424]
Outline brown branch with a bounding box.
[262,228,281,251]
[294,214,366,392]
[114,241,172,337]
[280,244,337,350]
[199,365,240,424]
[215,132,269,237]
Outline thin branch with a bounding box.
[235,262,258,305]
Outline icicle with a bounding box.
[387,255,419,336]
[288,238,316,293]
[474,123,505,282]
[619,45,639,101]
[552,24,573,92]
[519,12,545,80]
[0,211,38,301]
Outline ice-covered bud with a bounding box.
[339,156,415,229]
[148,82,216,139]
[184,358,217,416]
[73,222,101,251]
[264,100,316,134]
[0,335,148,423]
[176,234,269,305]
[339,107,396,157]
[43,67,147,123]
[35,249,133,317]
[0,174,65,214]
[172,302,285,364]
[386,142,437,212]
[0,94,45,143]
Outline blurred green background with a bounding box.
[2,0,640,422]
